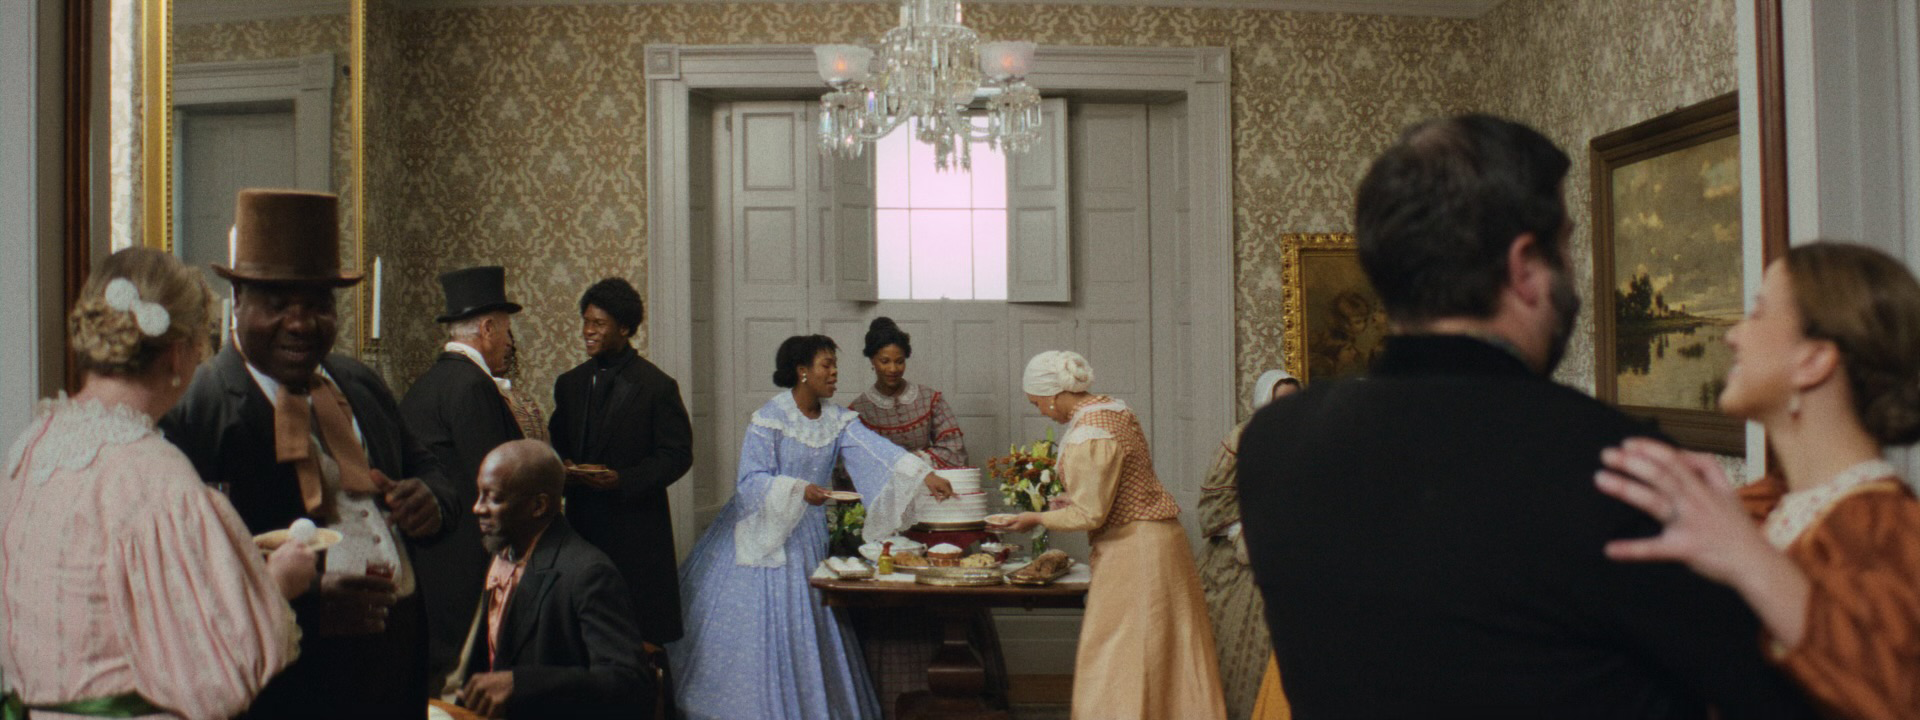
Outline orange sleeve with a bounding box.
[1773,486,1920,720]
[1738,473,1787,524]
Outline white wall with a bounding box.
[1779,0,1920,479]
[2,0,47,447]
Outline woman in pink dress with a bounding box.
[1,248,316,718]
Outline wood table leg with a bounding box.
[896,605,1009,720]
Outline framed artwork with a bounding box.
[1591,93,1744,454]
[1281,233,1387,384]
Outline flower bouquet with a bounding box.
[826,501,866,557]
[987,427,1066,554]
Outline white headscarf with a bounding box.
[1022,350,1095,396]
[1252,369,1295,409]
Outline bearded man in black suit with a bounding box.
[1237,117,1813,719]
[548,277,693,651]
[402,265,526,687]
[162,189,454,720]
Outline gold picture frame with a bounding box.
[1280,233,1387,384]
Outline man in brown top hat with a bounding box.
[161,188,457,720]
[400,265,527,687]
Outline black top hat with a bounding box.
[436,266,523,323]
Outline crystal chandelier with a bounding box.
[814,0,1042,171]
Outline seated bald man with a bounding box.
[451,440,653,719]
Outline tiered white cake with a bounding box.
[917,468,988,529]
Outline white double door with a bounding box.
[688,99,1181,559]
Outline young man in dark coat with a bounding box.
[453,439,653,719]
[161,189,454,720]
[548,277,693,648]
[401,265,526,686]
[1236,117,1815,719]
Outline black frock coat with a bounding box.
[463,516,653,719]
[1238,334,1813,720]
[548,347,694,644]
[160,345,456,720]
[401,350,525,681]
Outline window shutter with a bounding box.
[1006,98,1070,303]
[831,147,879,302]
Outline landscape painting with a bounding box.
[1591,93,1744,454]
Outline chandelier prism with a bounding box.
[814,0,1041,171]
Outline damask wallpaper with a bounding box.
[1477,0,1743,471]
[365,0,1739,454]
[173,14,364,351]
[368,2,1485,413]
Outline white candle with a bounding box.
[227,225,237,265]
[370,256,383,340]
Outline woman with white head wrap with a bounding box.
[1197,369,1302,719]
[990,351,1228,719]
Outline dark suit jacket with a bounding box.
[549,347,693,644]
[402,350,525,681]
[160,344,456,720]
[464,517,652,719]
[1238,335,1812,720]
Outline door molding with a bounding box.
[173,53,335,196]
[646,44,1236,558]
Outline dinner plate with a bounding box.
[827,490,861,503]
[984,513,1018,527]
[253,527,343,555]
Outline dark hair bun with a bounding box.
[863,316,911,359]
[773,334,839,388]
[1862,381,1920,445]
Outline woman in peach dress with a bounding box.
[1,248,315,718]
[992,350,1227,720]
[1597,242,1920,720]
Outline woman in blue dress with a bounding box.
[671,334,955,720]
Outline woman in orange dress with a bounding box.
[1596,242,1920,720]
[991,350,1227,720]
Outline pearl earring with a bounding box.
[1046,399,1055,414]
[801,374,808,383]
[170,376,183,389]
[1788,391,1802,418]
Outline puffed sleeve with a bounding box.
[1196,421,1246,539]
[838,420,934,543]
[924,391,968,469]
[111,461,299,718]
[1769,487,1920,720]
[1038,438,1124,533]
[732,422,809,568]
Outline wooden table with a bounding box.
[811,571,1089,720]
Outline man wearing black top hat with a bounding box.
[401,266,528,688]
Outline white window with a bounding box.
[874,118,1008,300]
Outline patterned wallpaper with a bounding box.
[368,2,1485,413]
[1477,0,1743,469]
[173,13,364,352]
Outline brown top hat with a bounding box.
[213,189,362,287]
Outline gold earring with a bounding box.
[171,376,182,389]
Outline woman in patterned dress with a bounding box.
[991,350,1227,720]
[840,317,988,717]
[1596,242,1920,720]
[846,317,967,469]
[669,335,955,720]
[1,248,315,718]
[1198,369,1299,720]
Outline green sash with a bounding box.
[2,692,164,719]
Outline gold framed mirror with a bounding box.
[135,0,369,351]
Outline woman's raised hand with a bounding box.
[923,473,955,501]
[1594,437,1773,586]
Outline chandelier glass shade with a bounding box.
[814,0,1042,171]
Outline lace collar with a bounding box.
[1765,459,1901,549]
[859,382,921,410]
[750,391,859,448]
[5,394,157,486]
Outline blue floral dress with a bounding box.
[669,391,933,720]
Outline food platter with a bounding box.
[913,566,1007,587]
[1005,556,1075,586]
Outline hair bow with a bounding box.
[104,277,171,338]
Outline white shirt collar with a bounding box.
[445,341,512,393]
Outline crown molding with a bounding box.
[388,0,1500,20]
[176,0,350,25]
